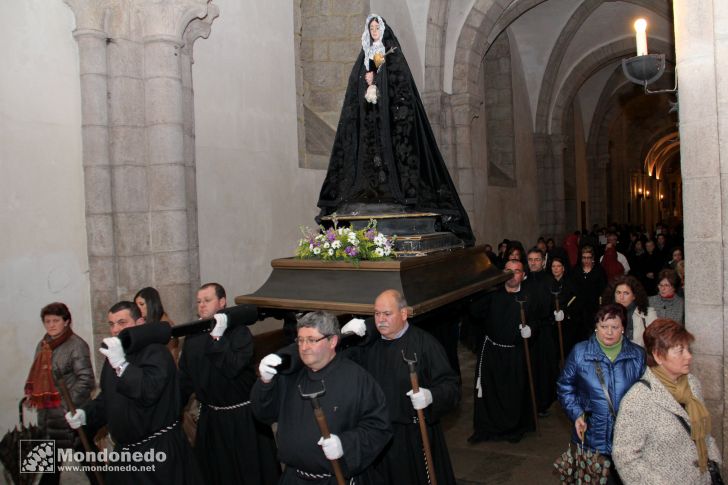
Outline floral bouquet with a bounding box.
[296,219,395,263]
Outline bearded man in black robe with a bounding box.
[179,283,279,484]
[468,259,545,443]
[65,301,202,485]
[316,13,474,246]
[251,311,391,485]
[342,289,460,485]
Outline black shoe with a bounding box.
[505,432,524,443]
[467,432,490,444]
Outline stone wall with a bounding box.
[673,0,727,462]
[295,0,368,170]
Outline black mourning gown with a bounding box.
[316,20,475,246]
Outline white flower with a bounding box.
[351,238,359,246]
[309,243,314,250]
[332,240,341,249]
[374,234,387,246]
[328,249,334,256]
[384,247,391,256]
[324,242,330,249]
[313,247,321,255]
[375,247,385,257]
[337,227,345,235]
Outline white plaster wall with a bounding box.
[193,1,325,331]
[0,0,93,430]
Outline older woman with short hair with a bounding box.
[648,269,684,325]
[557,303,646,484]
[613,319,721,484]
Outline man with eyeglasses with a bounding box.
[178,283,280,484]
[251,311,391,484]
[469,259,549,444]
[340,289,460,485]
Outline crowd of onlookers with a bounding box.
[471,222,721,484]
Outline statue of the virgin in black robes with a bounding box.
[316,14,475,246]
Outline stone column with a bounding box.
[673,0,725,459]
[64,0,218,344]
[450,92,483,232]
[181,7,219,307]
[65,1,116,342]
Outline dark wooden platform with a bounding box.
[234,245,508,316]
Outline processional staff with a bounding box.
[298,381,346,485]
[53,370,105,485]
[515,295,539,434]
[402,351,438,485]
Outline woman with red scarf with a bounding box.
[25,302,95,485]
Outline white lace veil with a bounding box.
[361,14,386,71]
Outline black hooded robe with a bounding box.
[347,323,460,485]
[179,326,280,485]
[83,343,203,485]
[469,287,541,441]
[316,18,474,246]
[250,354,392,485]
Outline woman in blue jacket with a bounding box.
[557,303,645,484]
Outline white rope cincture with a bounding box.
[120,420,179,450]
[203,400,251,411]
[476,336,515,398]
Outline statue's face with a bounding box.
[369,19,380,42]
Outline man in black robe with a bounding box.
[343,289,460,485]
[179,283,279,484]
[251,311,391,485]
[525,247,559,415]
[468,260,541,443]
[65,301,202,484]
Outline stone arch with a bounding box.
[535,0,672,136]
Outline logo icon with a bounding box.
[20,440,55,473]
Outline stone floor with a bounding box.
[442,343,573,484]
[46,343,572,484]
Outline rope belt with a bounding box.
[120,420,179,450]
[476,335,516,398]
[201,400,251,411]
[295,469,332,480]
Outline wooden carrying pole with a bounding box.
[516,297,539,433]
[402,351,438,485]
[53,371,105,485]
[298,382,346,485]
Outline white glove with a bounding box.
[554,310,565,322]
[406,388,433,410]
[65,409,86,429]
[99,337,126,369]
[341,318,366,337]
[259,353,282,383]
[317,434,343,460]
[519,324,532,339]
[210,313,228,338]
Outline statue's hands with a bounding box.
[365,71,374,85]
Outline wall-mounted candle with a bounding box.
[634,19,648,56]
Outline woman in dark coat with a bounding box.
[25,302,95,485]
[557,304,646,484]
